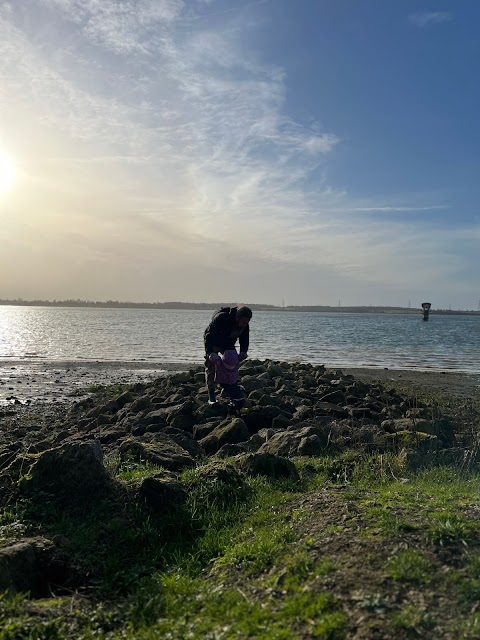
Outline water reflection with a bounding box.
[0,306,479,372]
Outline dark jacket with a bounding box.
[204,307,250,355]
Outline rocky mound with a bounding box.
[1,361,457,483]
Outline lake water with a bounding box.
[1,306,479,373]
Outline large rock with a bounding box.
[313,401,349,418]
[129,395,152,413]
[193,403,229,424]
[199,418,249,455]
[260,426,330,458]
[119,434,194,471]
[0,541,40,595]
[241,406,283,432]
[216,444,247,458]
[0,538,69,597]
[235,453,299,480]
[162,428,205,459]
[27,441,110,501]
[115,391,134,409]
[240,375,272,394]
[195,461,245,486]
[193,422,219,441]
[139,473,187,512]
[381,417,455,446]
[241,433,267,453]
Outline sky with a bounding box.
[0,0,478,308]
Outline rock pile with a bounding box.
[1,361,456,485]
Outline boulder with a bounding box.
[199,418,249,455]
[0,538,69,597]
[27,441,110,501]
[193,461,245,487]
[216,443,247,458]
[169,414,195,431]
[259,431,298,457]
[0,541,40,595]
[115,391,134,409]
[260,425,330,458]
[98,428,127,445]
[313,401,348,418]
[193,403,229,423]
[130,395,152,413]
[119,435,194,471]
[267,363,284,378]
[235,453,299,481]
[241,406,282,432]
[272,415,290,430]
[240,375,272,394]
[139,474,187,512]
[292,405,313,422]
[162,428,205,459]
[241,433,267,453]
[193,422,218,441]
[297,433,326,456]
[142,409,168,427]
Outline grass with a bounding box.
[3,370,480,639]
[387,550,432,584]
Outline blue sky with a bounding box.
[0,0,478,308]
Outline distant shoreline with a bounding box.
[1,300,479,315]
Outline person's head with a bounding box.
[236,306,252,330]
[221,349,239,370]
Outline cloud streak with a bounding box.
[409,11,453,28]
[0,0,474,306]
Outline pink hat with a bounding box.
[221,350,239,370]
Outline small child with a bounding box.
[208,349,247,407]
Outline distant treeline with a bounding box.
[1,299,479,315]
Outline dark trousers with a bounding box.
[219,383,244,400]
[205,358,215,388]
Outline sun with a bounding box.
[0,152,15,193]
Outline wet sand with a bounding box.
[342,367,480,397]
[0,361,188,408]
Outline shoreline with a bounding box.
[1,359,479,408]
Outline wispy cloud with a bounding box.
[0,0,471,305]
[409,11,453,28]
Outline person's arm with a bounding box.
[204,312,229,354]
[209,353,221,363]
[239,324,249,355]
[238,352,248,362]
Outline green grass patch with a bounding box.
[387,550,432,584]
[390,604,435,636]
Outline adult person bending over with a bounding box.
[203,306,252,404]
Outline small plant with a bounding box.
[428,513,474,546]
[387,550,432,584]
[391,604,434,635]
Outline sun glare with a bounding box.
[0,152,15,193]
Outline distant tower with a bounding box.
[338,299,341,307]
[422,302,432,321]
[408,299,411,309]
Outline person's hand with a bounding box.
[239,352,248,362]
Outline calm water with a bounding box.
[0,306,479,373]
